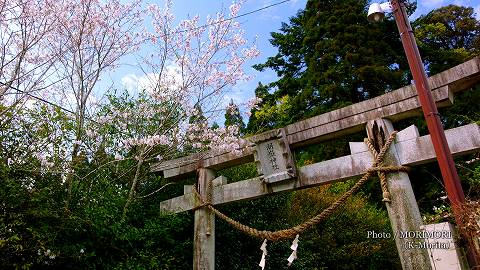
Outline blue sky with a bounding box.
[110,0,480,119]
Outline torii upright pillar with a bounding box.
[194,168,215,270]
[366,119,431,270]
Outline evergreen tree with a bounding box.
[246,82,271,134]
[224,99,245,135]
[414,5,480,75]
[251,0,411,129]
[184,103,208,153]
[211,121,220,130]
[411,5,480,130]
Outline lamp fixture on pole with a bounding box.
[367,2,392,22]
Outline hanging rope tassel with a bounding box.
[259,239,267,269]
[287,234,299,266]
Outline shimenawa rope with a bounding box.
[192,131,409,242]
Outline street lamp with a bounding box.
[368,0,480,266]
[367,2,391,22]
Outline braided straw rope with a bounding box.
[192,131,409,241]
[365,137,398,202]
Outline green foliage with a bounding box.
[224,100,245,135]
[414,5,480,75]
[243,2,480,269]
[213,162,401,269]
[403,5,480,215]
[250,0,409,130]
[2,2,480,270]
[0,153,193,269]
[214,163,292,269]
[249,95,294,133]
[0,89,195,269]
[287,185,400,269]
[245,82,272,133]
[1,104,74,173]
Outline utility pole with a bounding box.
[389,0,479,266]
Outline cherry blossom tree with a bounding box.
[138,0,259,151]
[46,0,144,204]
[93,0,260,215]
[1,0,260,215]
[0,0,59,115]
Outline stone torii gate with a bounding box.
[154,58,480,270]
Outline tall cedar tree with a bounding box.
[414,5,480,75]
[245,82,272,133]
[224,99,245,135]
[250,0,411,133]
[184,103,208,153]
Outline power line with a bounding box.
[0,82,76,115]
[232,0,292,20]
[0,0,294,115]
[158,0,293,36]
[0,83,103,124]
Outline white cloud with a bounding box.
[121,73,140,93]
[53,91,77,110]
[120,64,183,95]
[222,92,244,107]
[24,98,37,109]
[121,73,159,94]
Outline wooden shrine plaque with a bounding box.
[253,129,296,184]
